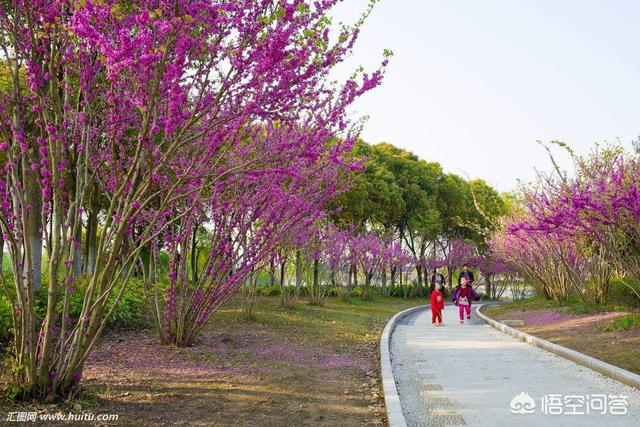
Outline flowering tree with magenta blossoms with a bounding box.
[157,124,360,345]
[490,144,640,303]
[0,0,387,399]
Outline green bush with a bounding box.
[0,295,12,344]
[105,281,148,330]
[598,314,640,332]
[386,283,428,298]
[324,286,341,297]
[351,286,364,298]
[566,301,630,315]
[257,284,280,296]
[387,284,405,297]
[608,277,640,307]
[0,279,150,349]
[58,279,149,330]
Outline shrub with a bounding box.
[60,280,148,330]
[257,284,280,297]
[351,286,364,298]
[323,286,340,297]
[387,283,419,298]
[608,277,640,307]
[598,314,640,332]
[564,298,629,315]
[0,295,12,344]
[106,282,148,330]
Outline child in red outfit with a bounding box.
[430,282,445,326]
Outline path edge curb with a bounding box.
[476,304,640,390]
[380,305,425,427]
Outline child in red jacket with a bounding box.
[430,282,445,326]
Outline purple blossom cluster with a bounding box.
[490,145,640,302]
[0,0,387,398]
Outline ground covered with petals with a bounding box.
[486,298,640,375]
[1,297,419,426]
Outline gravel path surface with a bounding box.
[389,304,640,426]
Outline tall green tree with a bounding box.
[329,140,506,298]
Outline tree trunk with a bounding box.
[279,259,289,309]
[120,239,131,281]
[83,188,99,275]
[295,250,302,289]
[73,224,82,277]
[269,258,276,287]
[402,268,407,298]
[0,234,3,277]
[24,165,42,292]
[353,263,358,287]
[381,267,388,297]
[313,258,319,288]
[149,246,164,342]
[279,260,286,286]
[411,265,423,298]
[447,265,454,292]
[190,227,198,283]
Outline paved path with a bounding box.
[390,304,640,426]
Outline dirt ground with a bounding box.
[1,296,421,426]
[486,304,640,375]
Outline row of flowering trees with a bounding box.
[318,226,413,299]
[295,226,517,302]
[328,141,509,297]
[0,0,390,400]
[490,144,640,304]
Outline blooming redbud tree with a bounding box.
[471,253,516,300]
[156,125,362,344]
[490,144,640,303]
[0,0,387,399]
[490,214,576,301]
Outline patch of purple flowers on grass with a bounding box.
[524,310,575,326]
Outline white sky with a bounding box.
[331,0,639,191]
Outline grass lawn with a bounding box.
[485,296,640,375]
[1,296,423,426]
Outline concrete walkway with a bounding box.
[389,305,640,426]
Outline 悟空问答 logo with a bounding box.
[510,392,536,414]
